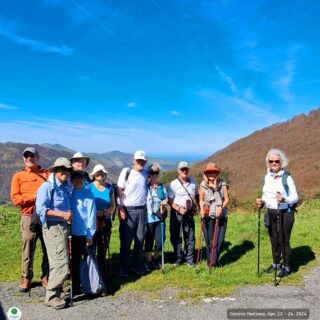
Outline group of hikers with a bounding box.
[10,146,298,310]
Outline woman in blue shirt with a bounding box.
[89,164,115,281]
[70,170,96,294]
[145,163,168,271]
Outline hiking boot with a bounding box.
[144,261,154,273]
[173,258,183,266]
[19,278,30,292]
[118,268,128,278]
[45,297,66,310]
[185,261,195,267]
[41,277,48,288]
[266,264,281,275]
[130,266,146,276]
[277,268,291,278]
[152,258,162,269]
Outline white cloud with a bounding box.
[0,103,18,110]
[68,0,114,35]
[274,46,299,105]
[0,117,240,156]
[215,64,238,95]
[170,110,180,116]
[127,102,137,108]
[0,17,74,55]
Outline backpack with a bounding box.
[79,246,106,295]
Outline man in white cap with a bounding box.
[70,152,91,188]
[11,147,49,292]
[168,161,199,267]
[117,150,148,276]
[36,157,72,310]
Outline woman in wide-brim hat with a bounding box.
[198,163,229,267]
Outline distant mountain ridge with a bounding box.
[191,108,320,200]
[0,143,177,204]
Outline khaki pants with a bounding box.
[20,215,49,279]
[43,221,69,301]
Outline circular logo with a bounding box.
[7,307,22,320]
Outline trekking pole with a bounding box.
[28,233,37,297]
[196,218,204,264]
[209,217,219,271]
[67,223,73,306]
[161,219,165,272]
[274,203,280,286]
[257,207,261,277]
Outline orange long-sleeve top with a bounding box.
[11,166,49,216]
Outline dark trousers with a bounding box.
[268,209,294,266]
[119,206,147,271]
[94,218,112,278]
[71,235,87,289]
[145,221,165,252]
[202,216,227,266]
[170,210,195,263]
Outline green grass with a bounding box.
[1,200,320,300]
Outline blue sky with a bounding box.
[0,0,319,159]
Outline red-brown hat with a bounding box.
[203,163,221,173]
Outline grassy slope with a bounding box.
[1,200,319,299]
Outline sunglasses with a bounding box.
[71,176,84,180]
[57,167,72,173]
[268,160,280,164]
[150,171,159,176]
[179,167,189,171]
[95,171,106,177]
[24,152,35,159]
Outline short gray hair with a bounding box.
[265,148,289,169]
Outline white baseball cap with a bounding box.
[134,150,147,161]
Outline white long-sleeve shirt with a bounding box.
[262,172,299,210]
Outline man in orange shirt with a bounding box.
[11,147,49,292]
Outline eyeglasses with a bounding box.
[268,160,280,164]
[24,152,35,159]
[179,167,189,172]
[150,172,159,176]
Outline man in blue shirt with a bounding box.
[36,157,72,310]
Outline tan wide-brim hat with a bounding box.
[49,157,72,172]
[70,152,90,166]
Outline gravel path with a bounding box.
[1,264,319,320]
